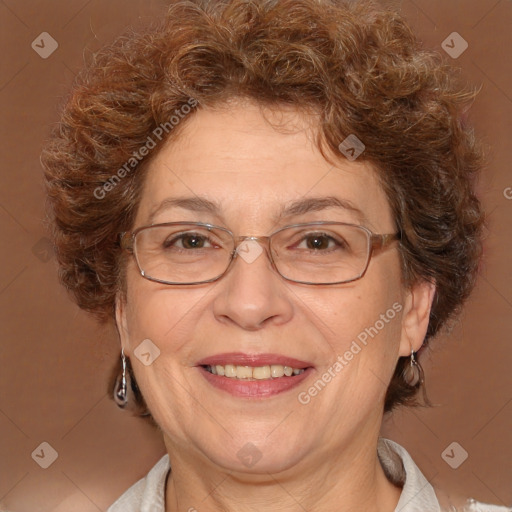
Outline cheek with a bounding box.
[303,254,404,375]
[123,273,207,357]
[303,276,402,345]
[313,296,403,379]
[121,278,205,425]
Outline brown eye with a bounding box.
[304,234,332,250]
[296,233,345,251]
[180,234,207,249]
[163,233,212,250]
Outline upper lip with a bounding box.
[196,353,313,369]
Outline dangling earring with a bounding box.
[403,349,421,386]
[114,348,128,407]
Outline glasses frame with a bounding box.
[120,221,400,286]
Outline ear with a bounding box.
[398,279,436,357]
[115,293,131,355]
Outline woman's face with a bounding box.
[116,100,433,474]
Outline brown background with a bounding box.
[0,0,511,510]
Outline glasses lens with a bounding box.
[133,224,233,284]
[271,224,370,284]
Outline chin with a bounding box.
[201,431,309,475]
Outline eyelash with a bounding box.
[162,232,346,252]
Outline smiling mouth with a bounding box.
[202,364,306,380]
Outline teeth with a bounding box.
[271,365,284,378]
[253,366,271,380]
[206,364,306,380]
[225,364,237,378]
[236,366,253,379]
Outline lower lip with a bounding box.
[198,366,314,398]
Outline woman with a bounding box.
[41,0,510,510]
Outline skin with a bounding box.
[116,99,435,512]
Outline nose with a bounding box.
[212,239,294,330]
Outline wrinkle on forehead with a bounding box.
[136,102,394,233]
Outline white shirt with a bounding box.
[107,439,511,512]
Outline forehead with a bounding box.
[136,101,394,232]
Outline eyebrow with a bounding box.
[279,196,368,224]
[147,195,368,225]
[148,197,222,224]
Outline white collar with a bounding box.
[107,438,510,512]
[378,438,440,511]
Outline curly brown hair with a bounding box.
[42,0,484,414]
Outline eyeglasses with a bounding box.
[120,221,399,286]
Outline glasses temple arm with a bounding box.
[119,232,134,252]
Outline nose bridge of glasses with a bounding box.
[233,235,272,257]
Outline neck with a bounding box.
[163,433,402,512]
